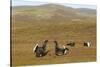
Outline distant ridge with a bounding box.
[12,3,96,22]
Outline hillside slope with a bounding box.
[12,4,96,22]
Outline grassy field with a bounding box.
[12,4,96,66]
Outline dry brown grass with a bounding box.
[12,18,96,66]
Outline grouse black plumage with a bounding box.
[54,41,69,56]
[33,40,48,57]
